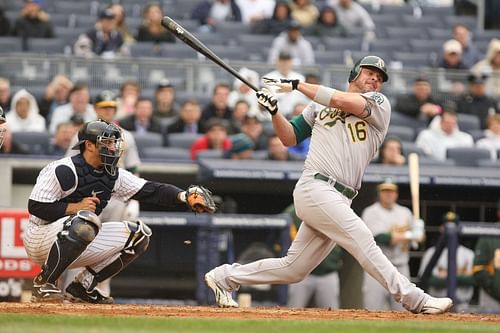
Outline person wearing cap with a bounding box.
[191,118,231,160]
[395,75,443,123]
[227,133,255,160]
[153,79,179,120]
[166,99,203,135]
[12,0,54,39]
[419,212,475,312]
[361,179,424,310]
[457,73,498,130]
[437,39,469,70]
[74,8,126,58]
[267,19,315,66]
[473,199,500,311]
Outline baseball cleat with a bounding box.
[31,282,64,303]
[419,296,453,314]
[65,281,114,304]
[205,270,238,308]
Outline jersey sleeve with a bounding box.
[360,91,391,131]
[113,169,148,201]
[29,160,76,203]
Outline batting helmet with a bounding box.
[72,119,123,176]
[348,55,389,83]
[0,106,5,150]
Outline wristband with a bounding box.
[313,85,336,106]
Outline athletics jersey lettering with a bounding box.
[317,107,350,127]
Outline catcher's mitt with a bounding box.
[186,185,217,213]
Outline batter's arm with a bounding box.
[271,111,297,146]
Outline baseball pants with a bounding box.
[363,264,409,310]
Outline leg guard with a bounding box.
[34,211,101,285]
[85,220,151,290]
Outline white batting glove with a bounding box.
[122,199,140,221]
[262,77,300,93]
[256,88,278,116]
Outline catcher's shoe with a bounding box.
[204,270,238,308]
[65,281,114,304]
[419,297,453,314]
[31,282,64,303]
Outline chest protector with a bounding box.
[62,155,118,215]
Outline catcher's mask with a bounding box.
[0,106,6,150]
[72,119,123,176]
[348,55,389,83]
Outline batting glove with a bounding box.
[262,77,300,93]
[256,89,278,116]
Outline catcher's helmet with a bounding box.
[72,119,123,176]
[0,106,5,150]
[94,90,117,109]
[348,55,389,83]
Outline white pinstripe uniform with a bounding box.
[209,92,431,312]
[24,157,146,271]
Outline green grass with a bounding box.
[1,314,499,333]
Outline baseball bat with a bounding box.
[161,16,259,92]
[408,153,420,220]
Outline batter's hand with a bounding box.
[262,77,299,93]
[256,88,278,116]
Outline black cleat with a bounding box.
[31,282,64,303]
[64,281,114,304]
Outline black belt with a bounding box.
[314,173,358,199]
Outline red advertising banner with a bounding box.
[0,210,40,278]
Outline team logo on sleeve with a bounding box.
[372,93,384,105]
[317,107,350,127]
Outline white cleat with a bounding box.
[204,270,239,308]
[419,297,453,314]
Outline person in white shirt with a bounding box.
[236,0,275,25]
[329,0,375,33]
[5,89,45,132]
[268,20,315,66]
[476,114,500,160]
[415,110,474,161]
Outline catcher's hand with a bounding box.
[262,77,299,93]
[186,185,217,213]
[256,88,278,116]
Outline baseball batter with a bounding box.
[205,56,453,314]
[24,119,215,303]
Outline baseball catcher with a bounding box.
[24,119,216,304]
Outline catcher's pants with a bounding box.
[287,271,339,308]
[210,170,429,312]
[363,264,409,311]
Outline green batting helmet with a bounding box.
[348,55,389,82]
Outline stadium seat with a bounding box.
[419,156,455,166]
[54,27,86,47]
[392,52,432,68]
[387,125,416,142]
[379,4,414,15]
[409,39,444,54]
[196,149,225,159]
[427,28,451,40]
[446,147,491,167]
[27,38,66,54]
[370,39,411,53]
[130,42,162,58]
[314,50,344,65]
[322,37,363,52]
[457,113,481,132]
[467,129,486,142]
[477,159,500,169]
[161,44,199,59]
[385,27,427,39]
[141,146,191,161]
[443,16,477,29]
[166,132,203,149]
[0,37,23,53]
[132,132,164,153]
[401,15,444,29]
[390,111,425,127]
[12,131,52,155]
[165,1,199,19]
[53,1,91,15]
[401,141,426,157]
[421,5,455,17]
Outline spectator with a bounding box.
[473,199,500,310]
[240,113,268,150]
[153,79,179,120]
[109,3,135,45]
[166,99,203,134]
[362,179,424,311]
[74,8,127,59]
[415,110,474,161]
[12,0,54,39]
[49,83,96,134]
[457,73,498,129]
[47,122,76,156]
[476,114,500,160]
[115,80,141,120]
[191,118,231,160]
[227,133,254,159]
[251,0,291,35]
[285,203,343,309]
[395,76,442,123]
[200,83,235,132]
[119,97,163,134]
[329,0,375,34]
[231,99,251,131]
[471,38,500,99]
[263,51,308,118]
[267,20,315,66]
[290,0,319,28]
[452,23,482,69]
[267,134,294,160]
[419,212,475,312]
[375,136,406,166]
[136,3,175,43]
[0,125,28,154]
[0,7,10,36]
[191,0,242,33]
[38,74,73,127]
[236,0,275,25]
[437,39,469,70]
[228,67,260,115]
[5,89,45,132]
[0,77,12,112]
[306,5,347,38]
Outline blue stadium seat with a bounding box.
[141,146,191,161]
[315,50,345,65]
[392,52,432,68]
[323,37,363,51]
[409,39,444,54]
[130,42,162,58]
[401,141,426,157]
[132,132,164,152]
[401,15,445,29]
[166,132,202,149]
[385,27,428,39]
[379,4,414,15]
[443,16,477,29]
[165,1,199,19]
[53,1,91,15]
[427,28,452,40]
[0,37,23,53]
[27,38,66,54]
[12,131,52,155]
[467,129,486,142]
[370,38,411,53]
[387,125,416,142]
[161,44,199,59]
[457,113,481,132]
[446,147,491,167]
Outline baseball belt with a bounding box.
[313,173,358,199]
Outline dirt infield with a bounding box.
[0,303,499,323]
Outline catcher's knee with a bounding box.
[66,210,101,245]
[123,220,152,256]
